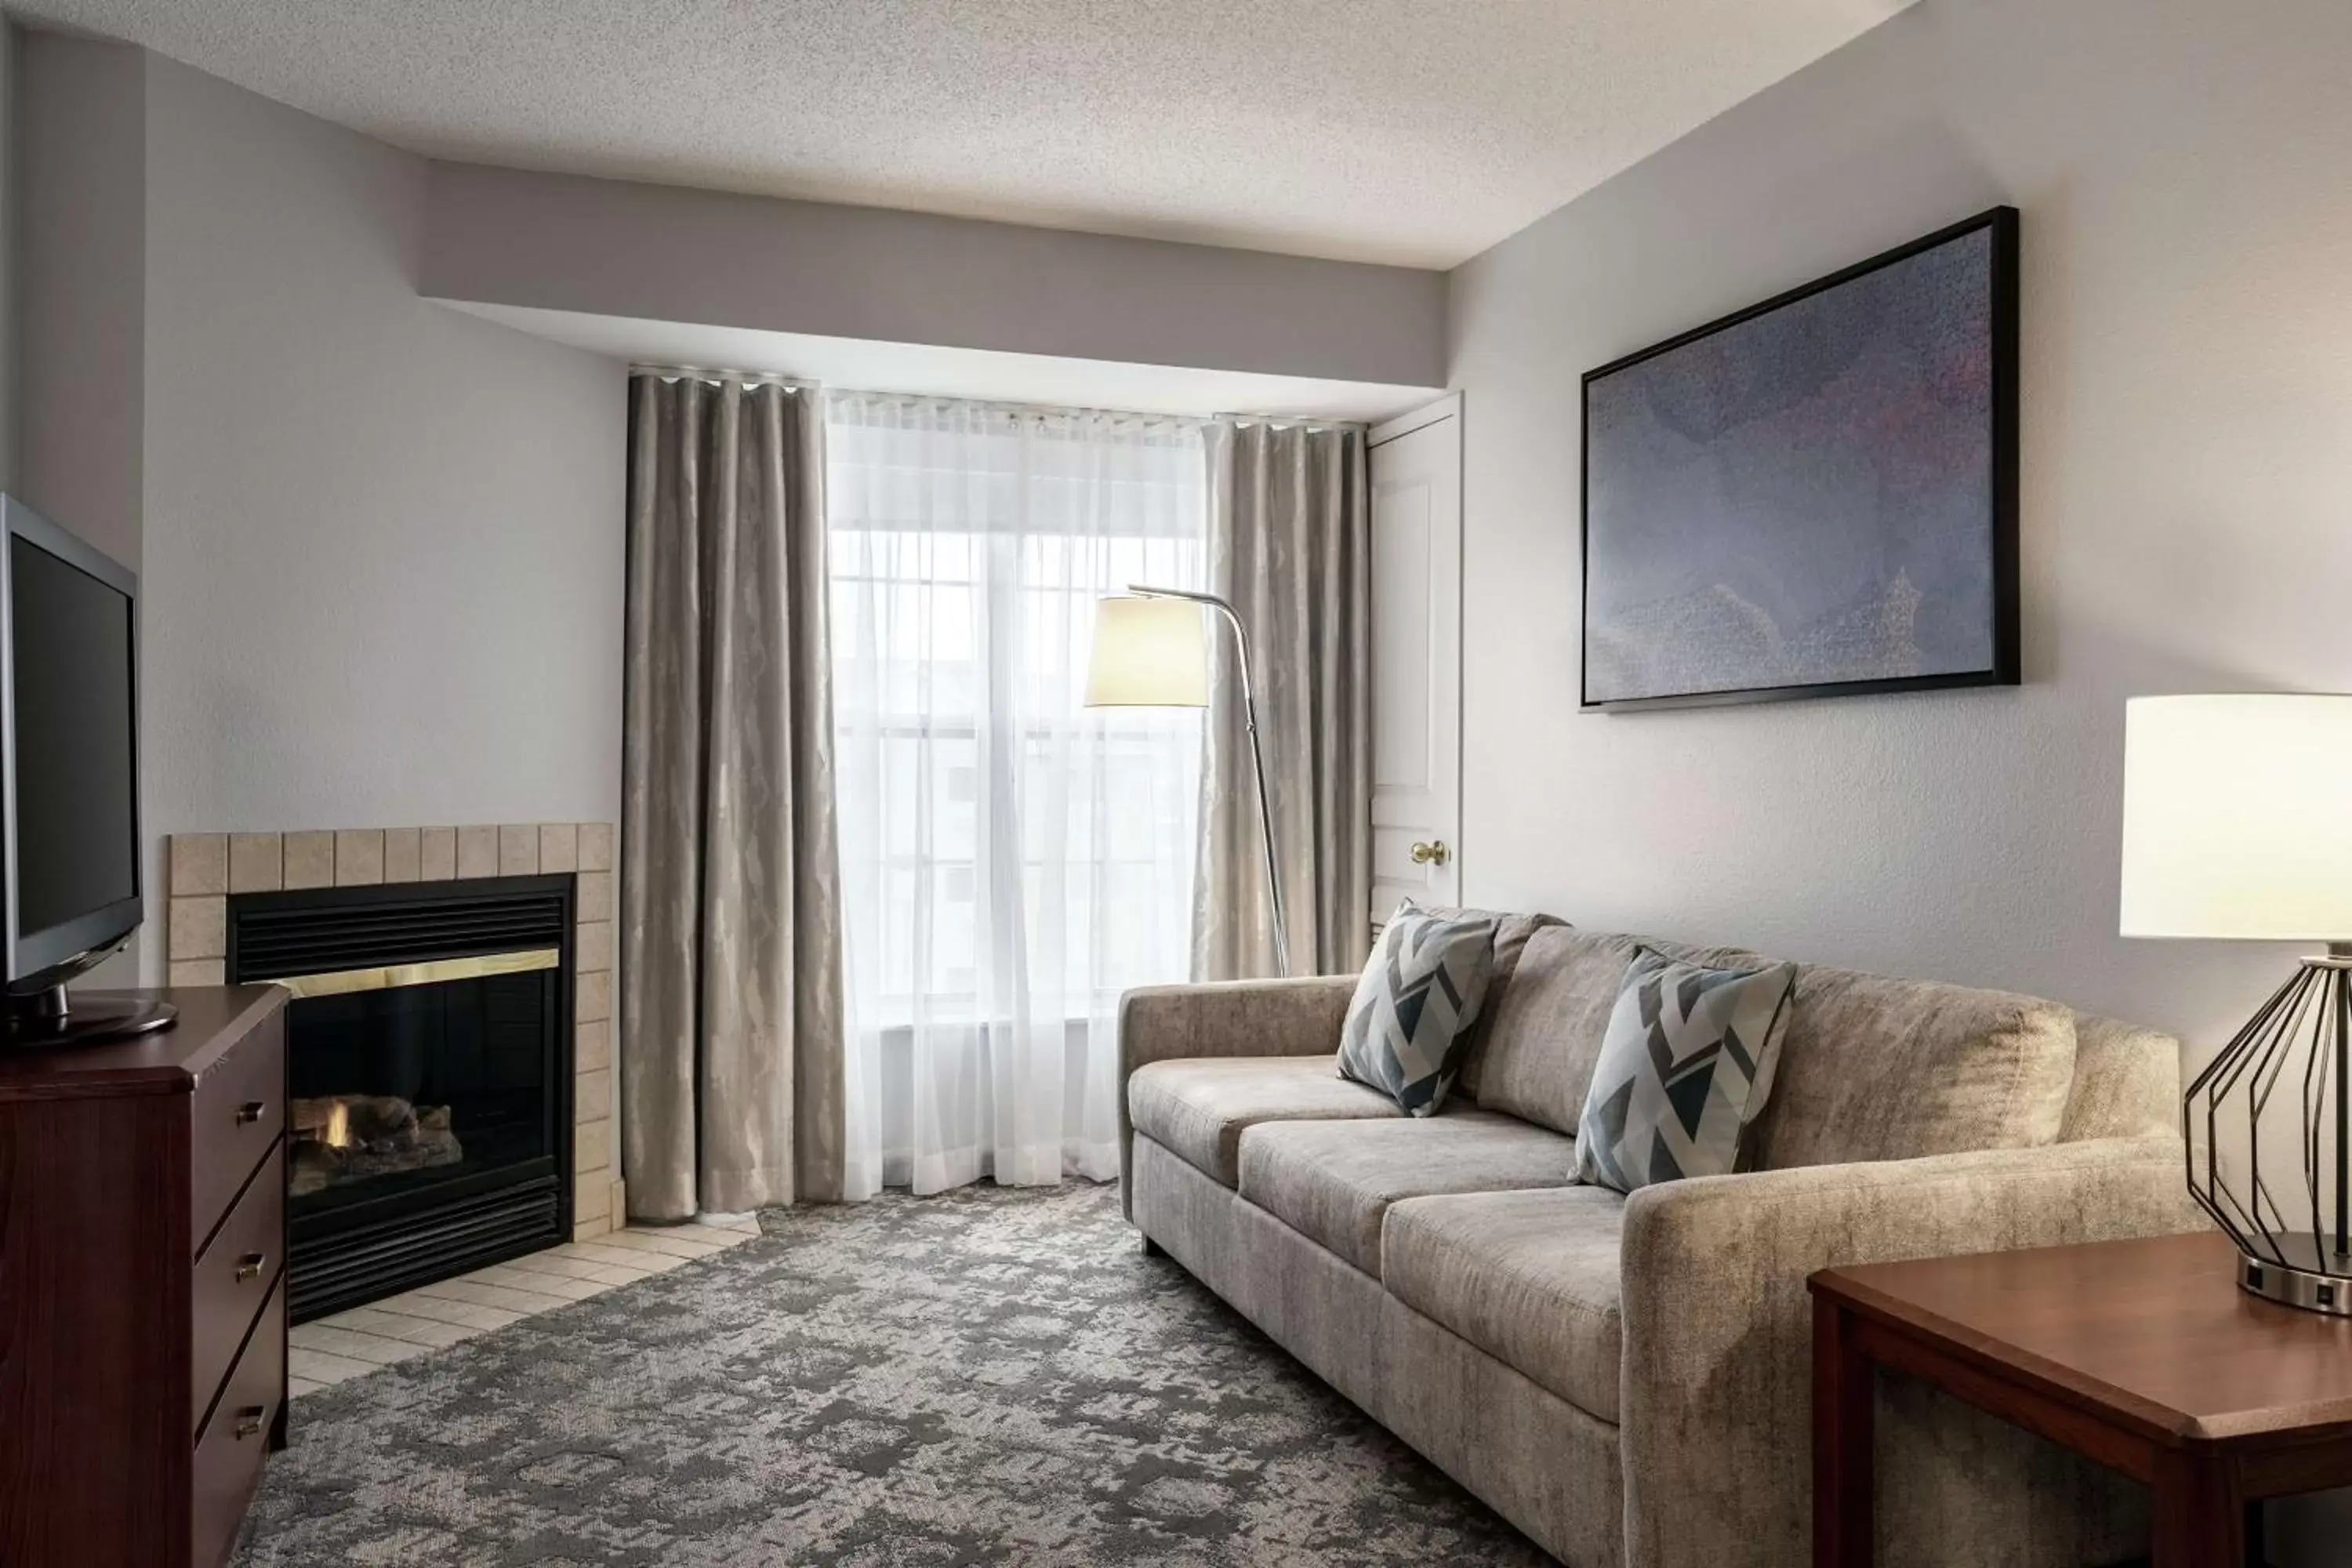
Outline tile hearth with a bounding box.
[286,1217,762,1395]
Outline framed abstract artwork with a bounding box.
[1580,207,2020,711]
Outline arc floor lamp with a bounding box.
[1084,586,1290,978]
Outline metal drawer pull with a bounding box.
[233,1408,266,1440]
[235,1101,266,1125]
[234,1252,266,1283]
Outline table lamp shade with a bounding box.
[1084,595,1209,709]
[2119,693,2352,941]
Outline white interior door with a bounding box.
[1368,395,1463,930]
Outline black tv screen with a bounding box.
[10,531,138,940]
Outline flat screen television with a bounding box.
[2,495,173,1044]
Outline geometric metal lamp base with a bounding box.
[2187,948,2352,1325]
[2238,1254,2352,1317]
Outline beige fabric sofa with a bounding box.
[1118,919,2209,1568]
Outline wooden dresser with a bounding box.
[0,985,290,1568]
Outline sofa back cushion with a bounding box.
[1469,925,1773,1136]
[2060,1013,2180,1142]
[1468,927,1638,1134]
[1750,965,2079,1168]
[1441,908,1567,1102]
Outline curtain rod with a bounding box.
[630,367,1365,430]
[1212,412,1368,433]
[629,363,817,390]
[829,389,1213,429]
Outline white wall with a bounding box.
[420,161,1446,389]
[134,55,626,975]
[1450,0,2352,1062]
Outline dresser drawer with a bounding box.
[191,1270,284,1568]
[190,1005,285,1247]
[191,1141,284,1432]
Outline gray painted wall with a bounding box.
[15,30,145,571]
[15,32,151,983]
[135,55,625,978]
[1448,5,2352,1539]
[420,161,1446,390]
[9,38,626,983]
[1450,0,2352,1058]
[0,23,16,492]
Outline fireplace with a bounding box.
[228,874,575,1322]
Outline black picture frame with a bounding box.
[1578,205,2020,713]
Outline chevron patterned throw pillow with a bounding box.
[1335,904,1499,1116]
[1574,949,1798,1193]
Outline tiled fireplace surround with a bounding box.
[164,822,625,1244]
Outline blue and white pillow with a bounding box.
[1337,904,1498,1116]
[1575,949,1798,1193]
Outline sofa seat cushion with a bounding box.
[1382,1186,1628,1422]
[1236,1112,1580,1276]
[1128,1055,1403,1187]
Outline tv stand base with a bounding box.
[7,985,178,1047]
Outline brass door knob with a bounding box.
[235,1252,267,1283]
[233,1408,267,1440]
[1410,840,1450,866]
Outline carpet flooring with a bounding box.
[232,1181,1554,1566]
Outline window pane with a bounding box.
[829,396,1207,1031]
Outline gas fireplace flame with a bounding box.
[324,1100,351,1150]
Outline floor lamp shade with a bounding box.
[1084,596,1209,708]
[1084,586,1290,977]
[2122,693,2352,1316]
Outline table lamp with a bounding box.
[2121,693,2352,1315]
[1084,588,1289,978]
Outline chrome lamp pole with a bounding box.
[1109,585,1290,978]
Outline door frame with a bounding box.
[1370,390,1461,448]
[1367,391,1465,922]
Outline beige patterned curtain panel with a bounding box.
[1192,419,1373,981]
[620,375,846,1218]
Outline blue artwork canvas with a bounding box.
[1581,211,2017,710]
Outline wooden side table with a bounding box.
[1810,1231,2352,1568]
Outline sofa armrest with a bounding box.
[1617,1137,2208,1568]
[1116,976,1356,1218]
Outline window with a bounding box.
[828,394,1207,1193]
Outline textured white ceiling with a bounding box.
[21,0,1912,268]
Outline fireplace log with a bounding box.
[290,1093,427,1143]
[288,1092,465,1196]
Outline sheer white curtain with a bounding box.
[828,394,1207,1198]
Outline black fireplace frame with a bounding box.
[227,873,575,1322]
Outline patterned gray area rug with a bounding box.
[234,1181,1555,1566]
